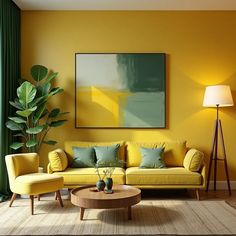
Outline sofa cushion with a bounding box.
[184,149,204,172]
[71,146,96,168]
[13,173,64,195]
[64,141,125,165]
[126,167,202,185]
[48,149,68,172]
[140,147,165,168]
[126,141,187,167]
[53,167,125,185]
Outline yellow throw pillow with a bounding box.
[183,149,204,172]
[48,149,68,171]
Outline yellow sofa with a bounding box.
[47,141,205,199]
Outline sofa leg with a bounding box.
[55,192,57,200]
[56,190,63,207]
[68,189,71,200]
[196,189,200,200]
[9,193,17,207]
[30,195,34,215]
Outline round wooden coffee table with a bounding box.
[71,185,141,220]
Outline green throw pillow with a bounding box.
[71,146,96,168]
[140,147,165,168]
[94,144,123,167]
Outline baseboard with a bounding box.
[209,181,236,190]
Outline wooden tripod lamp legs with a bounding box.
[206,118,231,195]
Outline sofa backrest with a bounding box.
[126,141,187,167]
[64,141,125,165]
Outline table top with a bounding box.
[71,185,141,209]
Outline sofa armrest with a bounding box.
[47,163,54,174]
[200,162,206,188]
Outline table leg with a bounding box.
[128,206,132,220]
[80,207,85,220]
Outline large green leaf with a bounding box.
[17,81,36,107]
[10,142,24,150]
[16,106,37,118]
[48,108,60,118]
[46,72,58,84]
[8,117,26,124]
[34,103,46,124]
[31,65,48,82]
[26,125,44,134]
[37,83,51,96]
[6,121,24,131]
[49,120,67,127]
[49,87,64,97]
[43,140,57,145]
[9,100,23,110]
[29,95,47,108]
[26,140,38,147]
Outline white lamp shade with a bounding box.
[203,85,234,107]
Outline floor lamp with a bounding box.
[203,85,233,195]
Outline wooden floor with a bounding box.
[198,189,236,208]
[191,189,236,201]
[140,189,236,207]
[140,189,235,199]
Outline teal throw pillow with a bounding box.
[94,144,123,167]
[71,146,96,168]
[140,147,165,168]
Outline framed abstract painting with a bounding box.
[75,53,166,128]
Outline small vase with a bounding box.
[105,177,113,190]
[96,180,105,191]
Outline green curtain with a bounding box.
[0,0,20,202]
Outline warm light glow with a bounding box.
[203,85,234,107]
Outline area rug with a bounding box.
[0,197,236,235]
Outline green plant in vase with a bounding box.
[5,65,69,153]
[104,167,115,192]
[95,164,106,191]
[95,160,124,192]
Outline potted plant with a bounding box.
[95,164,106,191]
[5,65,68,153]
[95,160,124,192]
[104,167,115,192]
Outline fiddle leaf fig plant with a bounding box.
[6,65,69,152]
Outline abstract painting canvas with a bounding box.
[75,53,166,128]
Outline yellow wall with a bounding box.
[21,11,236,180]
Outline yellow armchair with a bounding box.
[5,153,64,215]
